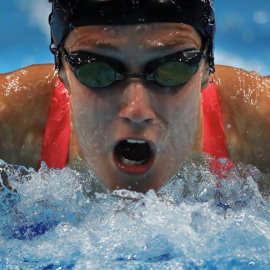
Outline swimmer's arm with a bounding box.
[0,64,57,169]
[215,65,270,173]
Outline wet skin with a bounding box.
[61,23,208,192]
[1,25,270,192]
[0,65,57,169]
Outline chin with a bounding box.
[100,167,174,193]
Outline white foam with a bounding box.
[0,157,270,269]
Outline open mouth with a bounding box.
[113,139,155,174]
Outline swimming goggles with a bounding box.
[63,49,205,88]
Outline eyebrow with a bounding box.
[143,39,197,52]
[69,39,121,52]
[71,38,197,54]
[68,23,201,52]
[143,30,201,51]
[69,28,200,53]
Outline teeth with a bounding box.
[126,139,147,144]
[121,157,146,165]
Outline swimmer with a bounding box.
[0,0,270,193]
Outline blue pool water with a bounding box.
[1,157,270,269]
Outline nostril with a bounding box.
[119,100,156,123]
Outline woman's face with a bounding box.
[63,23,207,193]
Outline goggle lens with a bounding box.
[76,62,121,88]
[66,50,203,88]
[148,62,194,87]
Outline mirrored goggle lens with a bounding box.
[147,62,197,87]
[75,61,198,88]
[75,62,120,88]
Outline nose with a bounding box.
[119,81,156,124]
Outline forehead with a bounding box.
[64,23,202,52]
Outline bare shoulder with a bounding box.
[214,65,270,172]
[0,64,57,109]
[214,65,270,121]
[215,65,270,97]
[0,64,57,168]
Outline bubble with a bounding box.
[253,11,269,25]
[0,156,270,269]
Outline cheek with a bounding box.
[164,75,202,150]
[67,75,116,154]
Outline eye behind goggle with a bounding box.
[144,50,204,87]
[75,62,124,88]
[146,61,198,87]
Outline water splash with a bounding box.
[0,157,270,269]
[235,69,270,106]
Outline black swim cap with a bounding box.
[49,0,215,72]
